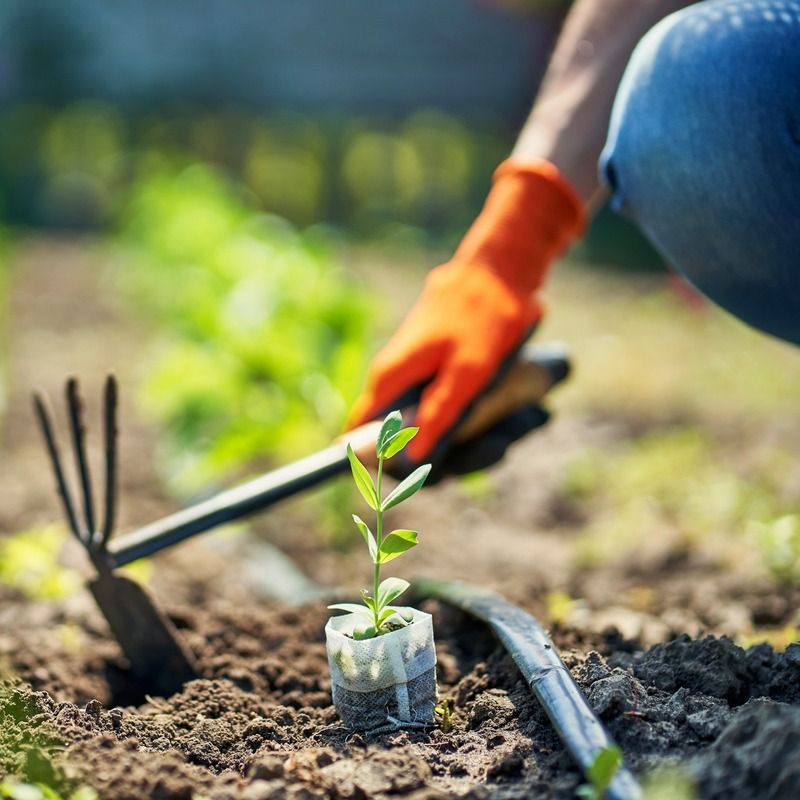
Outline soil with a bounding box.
[2,238,800,799]
[3,599,800,800]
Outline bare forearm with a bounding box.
[513,0,692,205]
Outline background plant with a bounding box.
[329,411,431,638]
[560,428,798,573]
[111,165,378,493]
[0,526,81,601]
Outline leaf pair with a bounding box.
[329,576,409,621]
[375,410,421,461]
[376,576,409,608]
[352,515,418,564]
[347,444,431,512]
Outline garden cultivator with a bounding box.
[33,376,199,696]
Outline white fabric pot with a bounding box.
[325,607,437,731]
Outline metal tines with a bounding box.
[32,375,118,569]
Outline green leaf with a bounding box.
[378,606,398,624]
[353,625,377,640]
[360,588,376,613]
[377,411,403,456]
[327,603,371,616]
[381,427,418,459]
[586,746,622,792]
[352,514,378,562]
[382,464,431,510]
[378,529,419,563]
[347,443,377,510]
[377,606,407,629]
[376,576,410,609]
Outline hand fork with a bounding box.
[32,376,198,697]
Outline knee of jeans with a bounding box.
[598,1,745,224]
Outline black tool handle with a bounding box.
[108,442,350,567]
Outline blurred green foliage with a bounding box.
[563,428,796,569]
[0,100,662,270]
[0,525,81,601]
[0,783,96,800]
[113,164,378,492]
[641,766,697,800]
[748,514,800,585]
[0,102,505,243]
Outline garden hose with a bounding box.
[414,579,642,800]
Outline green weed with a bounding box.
[575,745,622,800]
[433,699,454,733]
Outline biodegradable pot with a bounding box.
[325,607,437,732]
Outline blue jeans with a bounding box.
[599,0,800,345]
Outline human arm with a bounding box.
[514,0,693,205]
[349,0,695,464]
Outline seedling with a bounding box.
[575,745,622,800]
[434,699,454,733]
[328,410,431,639]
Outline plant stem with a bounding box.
[373,454,384,631]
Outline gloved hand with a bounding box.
[348,159,584,465]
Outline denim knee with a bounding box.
[600,0,800,345]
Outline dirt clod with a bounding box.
[691,700,800,799]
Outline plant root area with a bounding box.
[3,240,800,799]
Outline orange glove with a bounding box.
[348,159,584,463]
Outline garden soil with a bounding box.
[2,239,800,799]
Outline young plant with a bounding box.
[576,745,622,800]
[328,411,431,639]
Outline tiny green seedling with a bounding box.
[434,699,454,733]
[328,411,431,639]
[575,745,623,800]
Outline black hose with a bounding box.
[415,579,642,800]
